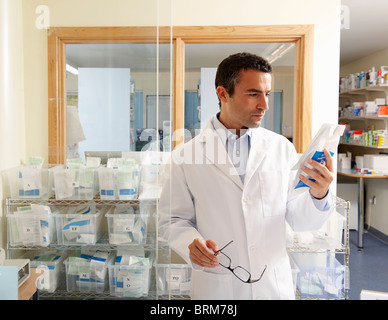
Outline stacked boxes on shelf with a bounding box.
[339,99,386,118]
[340,128,388,148]
[5,200,157,297]
[2,152,171,201]
[339,66,388,93]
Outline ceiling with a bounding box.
[340,0,388,65]
[66,1,388,72]
[66,42,295,73]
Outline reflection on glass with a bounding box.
[65,43,172,161]
[184,43,294,142]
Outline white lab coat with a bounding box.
[159,119,333,300]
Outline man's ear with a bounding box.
[216,86,229,103]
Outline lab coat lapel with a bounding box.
[199,121,244,191]
[244,128,269,187]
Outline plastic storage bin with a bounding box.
[108,255,152,298]
[54,167,98,200]
[157,264,192,296]
[55,202,104,245]
[3,165,62,199]
[64,251,112,293]
[138,151,169,200]
[290,252,345,299]
[7,205,57,247]
[98,166,140,200]
[106,205,147,245]
[29,252,65,293]
[286,210,346,250]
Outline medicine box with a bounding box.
[55,203,105,245]
[363,154,388,170]
[64,252,112,293]
[108,257,152,298]
[289,252,345,299]
[3,165,62,199]
[157,264,192,296]
[53,167,98,200]
[7,205,57,247]
[106,205,148,245]
[27,252,65,293]
[98,166,140,200]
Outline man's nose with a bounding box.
[257,96,269,110]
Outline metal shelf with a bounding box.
[5,196,350,300]
[6,197,158,207]
[6,232,169,252]
[39,289,159,300]
[5,196,169,300]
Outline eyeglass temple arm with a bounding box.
[249,265,267,283]
[214,240,234,255]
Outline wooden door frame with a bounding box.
[48,25,313,163]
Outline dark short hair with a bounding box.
[215,52,272,105]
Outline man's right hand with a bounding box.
[188,238,220,268]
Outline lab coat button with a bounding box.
[243,196,250,202]
[250,246,256,252]
[255,296,262,300]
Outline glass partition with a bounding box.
[184,43,295,142]
[66,42,172,161]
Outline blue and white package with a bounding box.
[293,123,345,190]
[295,150,335,189]
[62,202,97,243]
[13,204,54,246]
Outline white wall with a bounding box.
[200,68,218,128]
[0,0,26,249]
[78,68,131,159]
[340,47,388,78]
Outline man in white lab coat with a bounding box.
[159,52,334,300]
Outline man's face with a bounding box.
[217,69,271,132]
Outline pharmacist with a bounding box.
[159,52,334,300]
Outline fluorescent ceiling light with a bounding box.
[66,64,78,75]
[266,43,294,64]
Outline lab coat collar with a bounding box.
[198,119,244,190]
[244,127,270,187]
[212,113,252,147]
[198,119,270,190]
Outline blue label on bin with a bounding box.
[19,189,40,196]
[119,188,136,195]
[101,189,114,196]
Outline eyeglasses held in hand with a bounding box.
[214,240,267,284]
